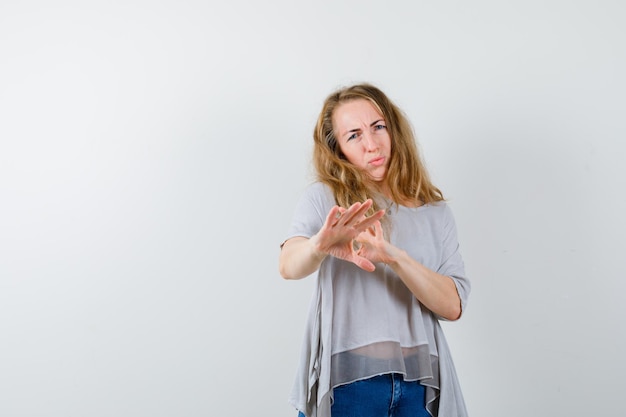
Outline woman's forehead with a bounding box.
[333,99,383,127]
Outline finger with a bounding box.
[353,255,376,272]
[359,222,380,244]
[354,231,370,245]
[372,220,383,237]
[352,209,385,232]
[323,206,343,228]
[332,207,351,227]
[339,200,373,225]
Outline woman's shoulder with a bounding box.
[303,180,329,192]
[425,200,455,216]
[296,181,336,212]
[420,200,459,228]
[301,181,334,200]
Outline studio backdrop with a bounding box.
[1,1,624,416]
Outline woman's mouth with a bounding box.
[369,156,386,167]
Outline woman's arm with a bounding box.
[356,221,462,321]
[387,249,462,321]
[279,236,327,280]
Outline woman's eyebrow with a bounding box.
[341,127,361,137]
[342,119,384,137]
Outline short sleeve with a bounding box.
[437,204,471,317]
[281,182,336,247]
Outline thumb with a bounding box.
[353,255,376,272]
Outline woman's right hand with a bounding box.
[310,199,385,272]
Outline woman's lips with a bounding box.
[369,156,386,167]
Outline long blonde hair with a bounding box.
[313,83,444,211]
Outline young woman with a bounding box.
[280,83,471,417]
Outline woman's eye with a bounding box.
[348,132,359,141]
[374,124,386,130]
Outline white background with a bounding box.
[1,1,625,416]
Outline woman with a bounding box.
[279,83,471,417]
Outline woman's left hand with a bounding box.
[354,220,400,265]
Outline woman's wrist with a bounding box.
[309,234,328,262]
[383,246,406,268]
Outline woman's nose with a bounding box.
[362,132,378,151]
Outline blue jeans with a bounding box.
[298,373,429,417]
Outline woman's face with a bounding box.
[333,99,391,182]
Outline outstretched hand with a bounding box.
[311,200,385,271]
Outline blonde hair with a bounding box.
[313,83,444,211]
